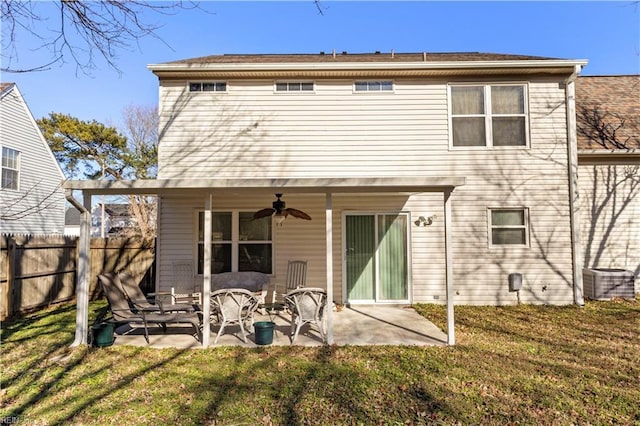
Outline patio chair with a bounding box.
[170,261,202,305]
[98,273,202,344]
[210,288,260,344]
[284,287,327,344]
[271,260,307,303]
[118,272,198,313]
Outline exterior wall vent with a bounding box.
[582,268,636,300]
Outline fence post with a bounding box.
[5,237,16,319]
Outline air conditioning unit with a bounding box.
[583,268,636,300]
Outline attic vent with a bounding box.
[583,268,636,300]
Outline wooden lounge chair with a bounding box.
[271,260,307,303]
[117,272,199,313]
[284,287,327,344]
[98,273,202,344]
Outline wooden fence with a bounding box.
[0,235,155,320]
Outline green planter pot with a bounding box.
[254,321,275,345]
[91,322,115,347]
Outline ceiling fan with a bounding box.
[253,193,312,225]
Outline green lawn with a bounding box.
[1,298,638,425]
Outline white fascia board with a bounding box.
[62,176,466,196]
[148,59,589,73]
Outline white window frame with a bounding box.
[353,80,394,93]
[195,210,274,275]
[1,146,20,191]
[487,207,530,248]
[188,81,227,93]
[274,81,315,93]
[448,83,530,149]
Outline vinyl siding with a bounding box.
[579,164,640,276]
[157,77,576,305]
[0,86,65,234]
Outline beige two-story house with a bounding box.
[66,52,595,346]
[148,52,587,306]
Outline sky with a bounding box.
[2,1,639,129]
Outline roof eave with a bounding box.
[578,149,640,165]
[147,59,588,73]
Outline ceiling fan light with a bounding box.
[274,213,287,226]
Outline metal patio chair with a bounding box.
[118,272,198,313]
[284,287,327,344]
[98,273,202,344]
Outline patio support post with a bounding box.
[201,194,213,347]
[325,192,334,344]
[444,188,455,345]
[70,190,92,346]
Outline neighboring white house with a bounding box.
[64,208,81,236]
[90,203,140,237]
[0,83,65,234]
[575,75,640,277]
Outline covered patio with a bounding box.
[64,177,464,348]
[106,305,448,348]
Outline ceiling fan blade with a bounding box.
[285,208,312,220]
[253,208,275,220]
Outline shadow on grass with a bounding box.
[185,345,458,424]
[1,302,114,420]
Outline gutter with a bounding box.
[565,64,585,306]
[65,188,88,214]
[578,149,640,165]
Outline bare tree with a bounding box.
[1,0,200,74]
[119,104,159,239]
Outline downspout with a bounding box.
[66,189,92,346]
[565,65,585,305]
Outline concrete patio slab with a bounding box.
[107,306,448,349]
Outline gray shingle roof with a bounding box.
[165,51,562,65]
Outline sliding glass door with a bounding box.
[345,213,409,303]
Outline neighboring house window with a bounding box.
[189,82,227,92]
[450,84,528,148]
[275,82,314,92]
[488,208,529,246]
[1,147,20,190]
[354,81,393,92]
[197,211,273,275]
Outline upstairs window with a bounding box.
[197,211,273,275]
[450,84,528,148]
[189,82,227,92]
[489,208,529,246]
[275,82,314,92]
[354,81,393,92]
[1,147,20,190]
